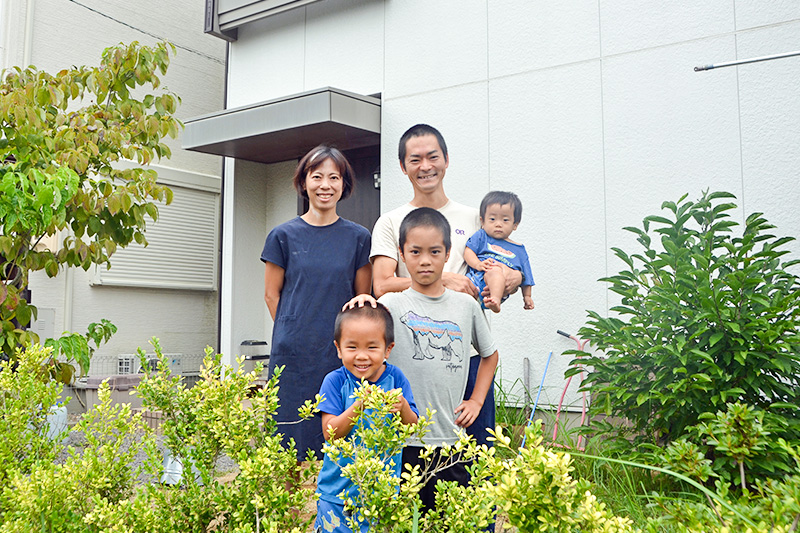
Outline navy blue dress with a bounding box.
[261,217,371,460]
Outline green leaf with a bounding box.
[708,332,724,347]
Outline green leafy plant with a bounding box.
[0,383,157,533]
[327,395,638,533]
[0,40,179,361]
[97,338,321,533]
[0,343,64,486]
[650,427,800,532]
[0,339,324,533]
[42,318,117,384]
[574,191,800,445]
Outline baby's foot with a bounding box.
[484,296,501,313]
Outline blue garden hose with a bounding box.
[521,350,553,449]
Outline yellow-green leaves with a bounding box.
[1,41,180,361]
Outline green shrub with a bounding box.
[0,344,64,486]
[92,339,320,533]
[0,383,155,533]
[575,191,800,447]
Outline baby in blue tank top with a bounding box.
[464,191,535,313]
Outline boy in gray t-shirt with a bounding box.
[353,207,499,513]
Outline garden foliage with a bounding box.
[574,191,800,447]
[0,341,320,533]
[1,340,640,532]
[652,403,800,532]
[324,387,637,533]
[0,41,178,366]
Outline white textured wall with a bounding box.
[226,0,800,407]
[220,159,298,367]
[8,0,227,365]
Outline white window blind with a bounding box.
[94,183,220,291]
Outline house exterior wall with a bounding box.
[3,0,227,370]
[223,0,800,406]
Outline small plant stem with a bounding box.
[739,460,746,491]
[705,493,726,528]
[790,512,799,532]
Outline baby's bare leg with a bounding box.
[483,264,511,313]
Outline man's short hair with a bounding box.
[480,191,524,224]
[292,145,356,200]
[398,124,448,170]
[399,207,452,253]
[334,303,394,345]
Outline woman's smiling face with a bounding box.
[304,157,344,212]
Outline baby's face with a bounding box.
[481,203,518,240]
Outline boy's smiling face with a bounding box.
[335,316,394,382]
[400,225,450,296]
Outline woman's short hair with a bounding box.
[292,145,356,200]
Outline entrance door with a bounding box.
[297,145,381,232]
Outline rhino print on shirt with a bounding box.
[400,311,464,362]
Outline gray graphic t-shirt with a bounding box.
[379,288,497,446]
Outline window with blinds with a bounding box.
[93,183,220,291]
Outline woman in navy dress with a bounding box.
[261,145,372,460]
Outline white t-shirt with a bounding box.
[370,200,480,277]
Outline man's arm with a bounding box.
[372,255,412,298]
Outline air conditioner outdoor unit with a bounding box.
[117,354,183,375]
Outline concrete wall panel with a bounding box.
[304,0,384,95]
[738,22,800,258]
[488,61,606,405]
[603,36,744,261]
[600,0,734,56]
[488,0,600,77]
[228,8,305,106]
[735,0,800,30]
[383,0,488,98]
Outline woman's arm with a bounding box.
[354,262,373,295]
[264,262,285,320]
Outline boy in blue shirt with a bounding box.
[315,304,419,533]
[464,191,535,313]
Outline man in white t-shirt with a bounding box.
[370,124,522,446]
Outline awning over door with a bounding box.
[183,87,381,164]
